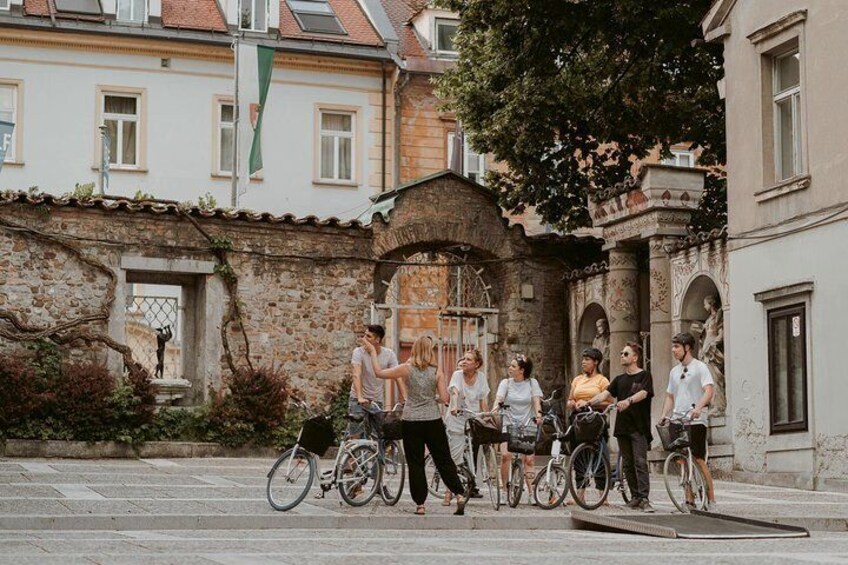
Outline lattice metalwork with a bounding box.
[384,251,492,309]
[125,295,181,378]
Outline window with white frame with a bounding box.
[319,111,354,182]
[435,19,459,54]
[447,132,486,185]
[102,93,140,168]
[240,0,268,31]
[773,49,802,181]
[0,0,10,10]
[116,0,145,22]
[0,83,17,162]
[217,102,234,174]
[661,149,695,167]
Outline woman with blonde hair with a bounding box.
[363,335,467,516]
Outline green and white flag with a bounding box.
[238,43,275,192]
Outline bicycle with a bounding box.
[566,404,631,510]
[502,404,538,508]
[266,398,403,511]
[658,409,709,513]
[531,389,570,509]
[454,408,502,510]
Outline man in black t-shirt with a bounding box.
[584,341,655,512]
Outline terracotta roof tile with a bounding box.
[161,0,227,32]
[279,0,383,47]
[380,0,427,59]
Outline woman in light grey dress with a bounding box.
[363,335,467,516]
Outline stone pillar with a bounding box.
[605,246,639,378]
[648,236,675,425]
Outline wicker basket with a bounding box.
[298,416,335,456]
[506,424,538,455]
[656,422,690,451]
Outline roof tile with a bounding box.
[161,0,227,32]
[380,0,428,59]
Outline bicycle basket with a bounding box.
[656,421,690,451]
[468,416,502,445]
[298,415,335,456]
[506,424,538,455]
[381,410,404,441]
[573,411,605,444]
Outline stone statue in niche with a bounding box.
[592,318,610,375]
[692,295,725,416]
[155,325,173,379]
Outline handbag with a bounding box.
[468,415,502,445]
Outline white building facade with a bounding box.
[0,0,398,220]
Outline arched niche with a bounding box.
[680,275,722,355]
[577,302,609,374]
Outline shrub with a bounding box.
[0,356,41,431]
[54,362,115,441]
[204,366,290,447]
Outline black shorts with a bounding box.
[689,424,707,460]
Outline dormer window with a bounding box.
[435,18,459,54]
[117,0,146,22]
[240,0,269,31]
[287,0,346,35]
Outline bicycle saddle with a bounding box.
[346,413,366,422]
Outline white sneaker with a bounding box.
[707,501,718,513]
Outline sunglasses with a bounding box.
[515,354,527,363]
[681,367,688,380]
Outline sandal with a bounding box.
[454,495,466,516]
[415,505,426,515]
[442,493,452,506]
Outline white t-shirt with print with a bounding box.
[444,370,490,433]
[496,377,543,431]
[667,358,714,426]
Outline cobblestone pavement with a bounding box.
[1,457,848,563]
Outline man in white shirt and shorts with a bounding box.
[660,332,717,511]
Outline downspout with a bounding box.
[393,67,409,188]
[381,61,387,193]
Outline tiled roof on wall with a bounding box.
[162,0,227,32]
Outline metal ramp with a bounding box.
[571,510,810,539]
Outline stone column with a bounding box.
[648,236,675,425]
[605,246,639,378]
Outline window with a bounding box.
[288,0,346,34]
[447,132,486,185]
[54,0,102,15]
[117,0,145,22]
[217,102,234,174]
[662,150,695,168]
[435,19,459,54]
[319,111,354,182]
[102,93,140,168]
[0,0,9,10]
[240,0,268,31]
[768,304,808,433]
[773,50,802,181]
[0,83,17,162]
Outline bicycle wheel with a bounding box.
[338,444,382,507]
[507,459,524,508]
[457,464,474,497]
[615,451,631,505]
[267,447,316,511]
[478,445,500,511]
[567,443,611,510]
[664,452,708,513]
[379,440,406,506]
[532,463,568,510]
[424,453,444,497]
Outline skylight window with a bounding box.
[54,0,103,15]
[287,0,346,35]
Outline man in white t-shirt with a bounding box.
[660,332,717,511]
[349,325,402,438]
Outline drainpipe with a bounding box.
[381,62,387,193]
[393,67,409,188]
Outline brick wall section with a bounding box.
[398,75,453,184]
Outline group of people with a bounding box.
[350,324,717,515]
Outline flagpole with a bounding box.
[230,33,240,208]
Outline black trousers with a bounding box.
[402,418,465,505]
[617,432,650,500]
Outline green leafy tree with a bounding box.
[436,0,726,231]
